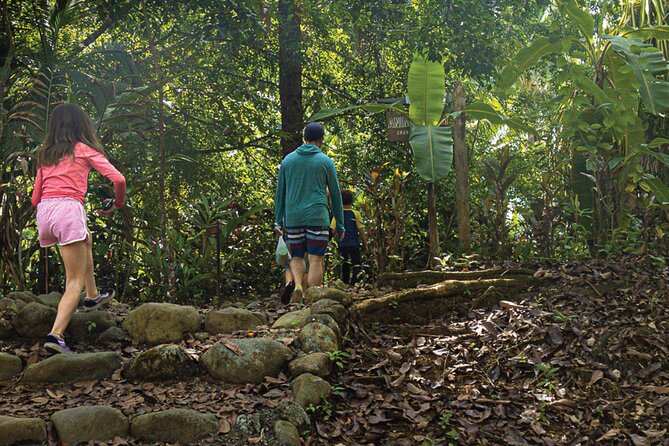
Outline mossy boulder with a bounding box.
[22,352,122,383]
[204,307,264,334]
[289,352,332,378]
[5,291,39,305]
[51,406,128,444]
[274,420,300,446]
[123,303,201,344]
[310,299,348,327]
[125,344,198,381]
[67,310,117,340]
[305,287,352,307]
[298,322,339,353]
[0,319,13,339]
[131,409,217,444]
[272,308,312,329]
[290,373,331,408]
[273,401,310,432]
[200,337,292,383]
[0,415,47,445]
[36,291,62,307]
[0,353,22,381]
[12,302,56,338]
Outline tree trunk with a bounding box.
[453,82,471,254]
[426,182,439,269]
[0,0,15,138]
[278,0,303,157]
[141,0,173,295]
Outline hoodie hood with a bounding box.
[295,143,322,155]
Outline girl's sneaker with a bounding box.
[83,289,115,312]
[44,333,75,354]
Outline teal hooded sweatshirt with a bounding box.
[275,143,345,233]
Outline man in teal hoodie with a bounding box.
[275,122,345,303]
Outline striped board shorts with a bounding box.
[285,226,330,257]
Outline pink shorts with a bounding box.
[36,198,89,248]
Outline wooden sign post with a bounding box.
[387,110,410,142]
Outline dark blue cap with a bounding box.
[304,122,325,142]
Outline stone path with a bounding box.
[0,287,352,445]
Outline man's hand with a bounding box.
[275,225,284,236]
[338,230,345,241]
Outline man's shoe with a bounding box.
[44,334,75,354]
[83,289,115,312]
[292,286,304,305]
[281,281,295,305]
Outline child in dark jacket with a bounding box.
[331,190,367,286]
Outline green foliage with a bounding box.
[407,53,445,126]
[326,350,351,370]
[409,124,453,182]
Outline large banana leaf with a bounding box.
[311,103,404,121]
[463,102,536,134]
[624,26,669,41]
[557,0,594,42]
[407,54,444,126]
[498,36,567,89]
[409,124,453,182]
[604,35,669,114]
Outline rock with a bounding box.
[98,326,126,344]
[68,310,116,340]
[235,413,262,436]
[0,319,13,339]
[131,409,217,444]
[305,286,352,307]
[252,311,269,324]
[305,313,341,340]
[122,303,201,344]
[12,302,56,338]
[200,337,291,383]
[6,291,39,304]
[299,323,339,353]
[289,352,332,378]
[272,308,312,329]
[274,420,300,446]
[310,299,348,327]
[204,307,263,334]
[195,331,210,340]
[0,352,22,381]
[0,298,22,313]
[22,352,122,383]
[273,401,310,432]
[0,415,47,445]
[36,291,62,307]
[51,406,128,444]
[291,373,332,408]
[125,344,198,381]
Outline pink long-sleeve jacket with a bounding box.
[31,142,126,208]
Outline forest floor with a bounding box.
[1,256,667,445]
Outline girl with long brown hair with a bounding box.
[32,103,126,354]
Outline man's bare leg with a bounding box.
[290,256,307,303]
[307,254,324,287]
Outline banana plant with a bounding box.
[497,0,669,246]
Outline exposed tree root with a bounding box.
[353,277,537,324]
[375,268,536,289]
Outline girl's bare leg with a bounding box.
[50,241,87,335]
[84,231,98,298]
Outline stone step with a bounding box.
[21,352,122,383]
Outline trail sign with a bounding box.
[387,110,410,142]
